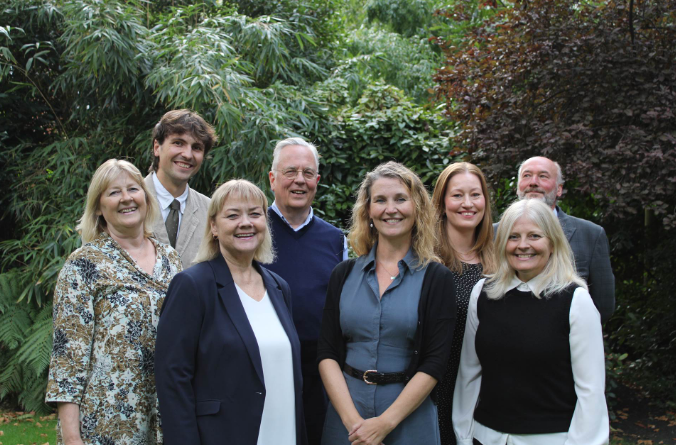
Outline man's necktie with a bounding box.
[165,199,180,248]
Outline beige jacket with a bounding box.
[144,174,210,269]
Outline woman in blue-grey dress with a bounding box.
[317,161,457,445]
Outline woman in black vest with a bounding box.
[453,199,609,445]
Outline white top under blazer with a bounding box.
[236,285,296,445]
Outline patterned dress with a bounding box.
[46,233,182,445]
[437,262,483,445]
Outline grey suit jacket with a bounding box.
[556,206,615,323]
[493,207,615,323]
[144,174,210,270]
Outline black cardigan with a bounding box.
[316,258,457,402]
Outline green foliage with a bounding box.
[605,237,676,406]
[0,272,52,414]
[312,82,457,225]
[0,0,338,412]
[335,27,440,103]
[0,0,455,412]
[365,0,436,37]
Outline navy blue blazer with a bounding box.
[155,254,307,445]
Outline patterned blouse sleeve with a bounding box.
[45,255,98,405]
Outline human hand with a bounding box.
[348,416,393,445]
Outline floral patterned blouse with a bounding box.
[46,232,182,445]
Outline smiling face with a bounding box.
[153,132,205,194]
[97,172,147,237]
[517,157,562,208]
[210,196,267,262]
[368,177,416,245]
[269,144,320,217]
[444,172,486,234]
[506,216,552,282]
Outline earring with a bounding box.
[369,221,374,228]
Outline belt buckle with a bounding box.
[363,369,378,385]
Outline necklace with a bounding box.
[377,259,399,280]
[457,248,477,262]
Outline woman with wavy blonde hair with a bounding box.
[318,161,456,445]
[430,162,495,445]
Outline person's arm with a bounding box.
[317,260,358,433]
[318,359,363,432]
[347,371,438,445]
[415,263,457,381]
[452,279,485,445]
[565,288,610,445]
[57,403,85,445]
[587,227,615,324]
[155,271,205,445]
[45,257,97,443]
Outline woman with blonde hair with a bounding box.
[430,162,495,445]
[453,199,609,445]
[318,161,456,445]
[155,179,306,445]
[46,159,182,445]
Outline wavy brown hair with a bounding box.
[431,162,495,274]
[348,161,440,267]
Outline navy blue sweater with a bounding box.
[266,210,344,355]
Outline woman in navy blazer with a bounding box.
[155,179,307,445]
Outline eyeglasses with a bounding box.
[277,168,317,180]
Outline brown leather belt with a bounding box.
[343,363,408,385]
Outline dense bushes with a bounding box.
[434,0,676,403]
[0,0,448,412]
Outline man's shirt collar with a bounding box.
[152,172,189,213]
[270,201,313,232]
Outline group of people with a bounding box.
[46,109,615,445]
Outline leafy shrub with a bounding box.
[433,0,676,405]
[312,82,457,226]
[0,0,335,412]
[336,27,441,103]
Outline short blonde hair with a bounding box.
[431,162,496,274]
[485,199,587,299]
[194,179,275,264]
[348,161,440,267]
[77,159,159,244]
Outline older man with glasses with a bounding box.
[266,138,348,445]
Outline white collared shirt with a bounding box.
[152,172,189,236]
[270,201,348,260]
[453,276,609,445]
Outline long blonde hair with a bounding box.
[431,162,495,274]
[348,161,440,267]
[77,159,159,244]
[485,199,587,299]
[193,179,275,264]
